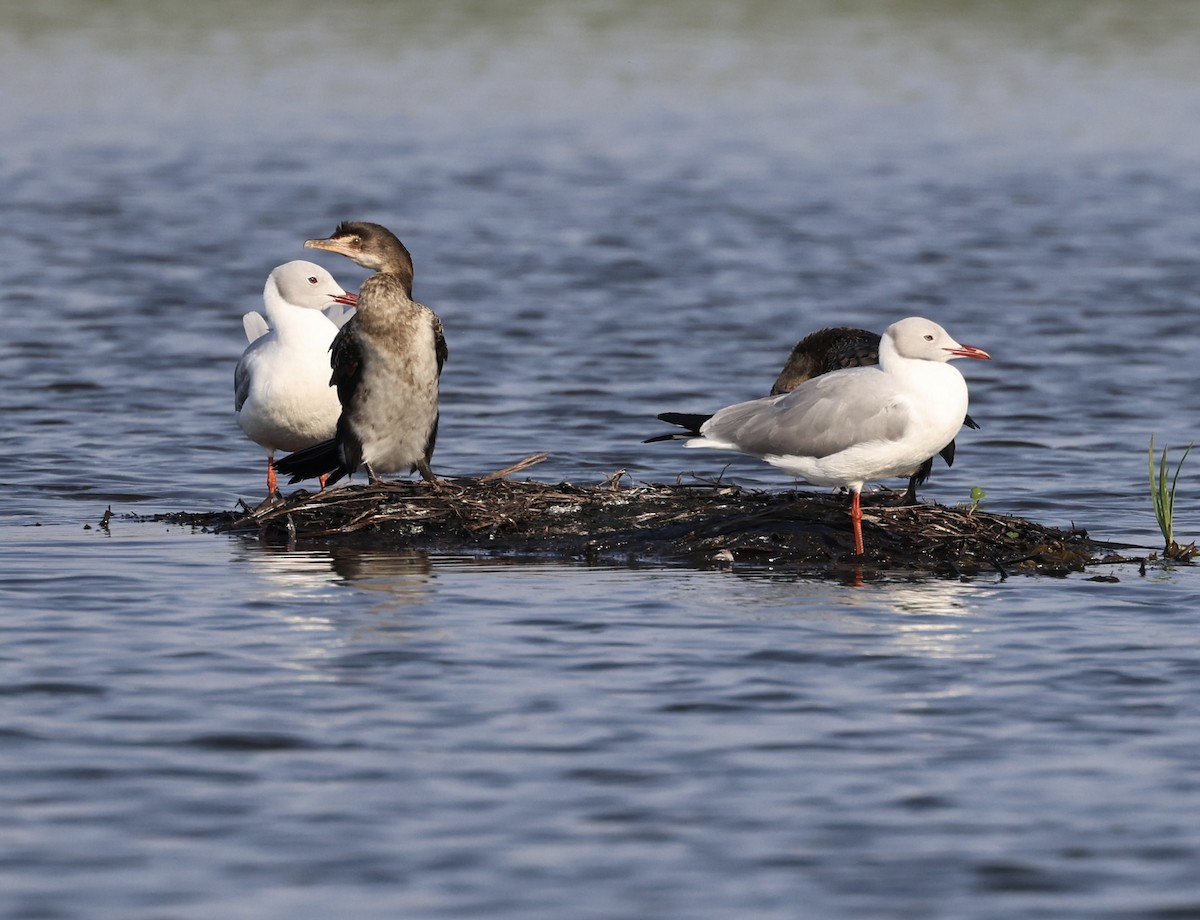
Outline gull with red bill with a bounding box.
[769,324,981,505]
[234,260,359,497]
[648,316,991,556]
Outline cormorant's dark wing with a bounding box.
[329,319,364,408]
[432,313,448,377]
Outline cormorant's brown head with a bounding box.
[305,221,414,288]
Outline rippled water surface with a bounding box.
[3,2,1200,917]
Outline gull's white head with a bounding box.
[265,260,358,310]
[884,316,991,363]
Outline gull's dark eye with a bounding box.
[308,276,319,284]
[924,334,934,341]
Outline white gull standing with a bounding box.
[234,260,359,496]
[769,325,981,505]
[648,316,990,555]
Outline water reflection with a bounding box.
[233,539,436,606]
[327,548,436,599]
[724,569,992,660]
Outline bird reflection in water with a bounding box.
[236,541,435,610]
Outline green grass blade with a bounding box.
[1149,437,1166,543]
[1148,437,1193,551]
[1160,443,1173,544]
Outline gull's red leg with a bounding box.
[267,457,278,495]
[850,488,864,556]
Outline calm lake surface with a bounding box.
[3,2,1200,917]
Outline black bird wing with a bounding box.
[432,313,448,377]
[329,319,364,407]
[645,412,714,442]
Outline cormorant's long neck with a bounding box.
[360,236,414,297]
[355,271,418,335]
[380,263,414,298]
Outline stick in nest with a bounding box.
[601,469,627,490]
[480,452,549,482]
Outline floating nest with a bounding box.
[152,454,1135,580]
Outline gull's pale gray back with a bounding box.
[705,368,910,461]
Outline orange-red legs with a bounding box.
[850,487,865,556]
[267,459,329,494]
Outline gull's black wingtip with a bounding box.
[645,411,712,443]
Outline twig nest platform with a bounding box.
[156,472,1120,579]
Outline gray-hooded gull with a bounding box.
[234,260,358,496]
[770,325,981,504]
[275,221,447,487]
[648,316,990,555]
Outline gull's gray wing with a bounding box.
[234,348,255,413]
[237,313,270,411]
[703,367,910,459]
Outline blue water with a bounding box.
[2,2,1200,917]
